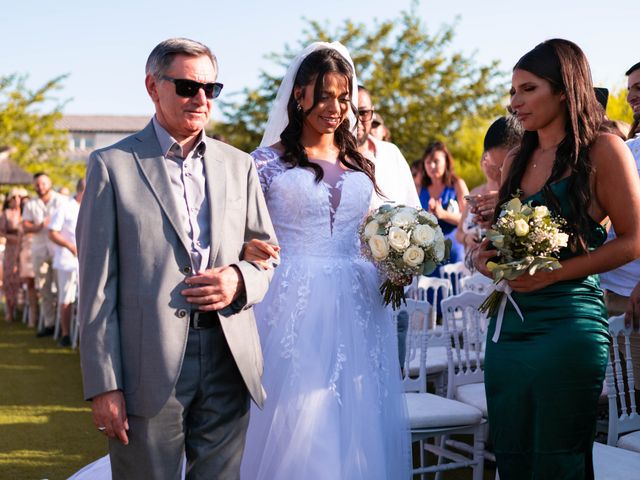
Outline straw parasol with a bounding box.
[0,147,32,185]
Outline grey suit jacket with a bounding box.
[76,122,277,417]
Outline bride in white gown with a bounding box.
[239,42,410,480]
[69,41,410,480]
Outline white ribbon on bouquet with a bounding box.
[491,281,524,343]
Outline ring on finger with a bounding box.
[97,426,107,432]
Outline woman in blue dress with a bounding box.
[418,141,469,267]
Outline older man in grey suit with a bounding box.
[76,38,277,479]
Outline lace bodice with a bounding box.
[252,147,373,258]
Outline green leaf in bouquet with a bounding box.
[378,204,393,214]
[422,259,437,275]
[505,197,522,213]
[444,238,452,261]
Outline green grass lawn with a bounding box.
[0,321,105,480]
[0,319,496,480]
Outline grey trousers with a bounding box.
[110,321,250,480]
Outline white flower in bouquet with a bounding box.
[368,235,389,260]
[514,218,530,237]
[403,245,425,267]
[388,227,411,251]
[359,204,451,308]
[391,209,417,227]
[363,220,380,240]
[411,224,435,246]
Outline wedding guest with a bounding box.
[419,141,469,267]
[22,172,65,337]
[473,39,640,479]
[0,189,25,323]
[625,61,640,139]
[357,85,419,209]
[410,159,423,194]
[18,190,37,328]
[456,116,523,254]
[48,178,84,347]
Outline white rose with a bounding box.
[418,210,438,225]
[556,232,569,248]
[533,205,549,218]
[514,218,530,237]
[411,224,435,246]
[368,235,389,260]
[434,237,445,260]
[403,245,425,267]
[388,227,411,251]
[363,220,380,240]
[391,210,416,227]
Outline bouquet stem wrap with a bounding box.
[481,281,524,343]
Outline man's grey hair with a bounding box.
[145,38,218,80]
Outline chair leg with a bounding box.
[472,428,486,480]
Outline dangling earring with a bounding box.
[296,103,303,112]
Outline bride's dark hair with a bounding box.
[280,48,380,194]
[498,39,604,253]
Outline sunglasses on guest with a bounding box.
[162,76,223,99]
[357,109,374,122]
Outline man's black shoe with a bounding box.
[36,326,55,338]
[58,335,71,347]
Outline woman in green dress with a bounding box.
[473,39,640,479]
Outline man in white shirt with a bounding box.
[48,179,84,347]
[357,86,421,369]
[22,172,66,337]
[357,86,420,210]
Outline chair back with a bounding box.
[606,314,640,446]
[460,272,494,295]
[406,276,450,329]
[398,298,449,393]
[439,261,470,296]
[441,291,488,398]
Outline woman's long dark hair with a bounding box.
[279,48,380,195]
[420,141,459,188]
[498,39,604,253]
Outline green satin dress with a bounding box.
[485,178,610,480]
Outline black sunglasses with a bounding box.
[162,76,223,99]
[357,108,374,121]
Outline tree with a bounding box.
[0,74,84,189]
[212,1,506,179]
[606,85,634,124]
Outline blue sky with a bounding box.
[1,0,636,116]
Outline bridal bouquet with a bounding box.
[360,204,450,309]
[478,195,569,321]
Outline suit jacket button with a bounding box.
[182,266,192,275]
[177,309,188,318]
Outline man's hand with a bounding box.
[625,281,640,331]
[92,390,129,445]
[182,265,244,311]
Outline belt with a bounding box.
[189,310,219,330]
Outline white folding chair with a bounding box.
[401,298,486,480]
[440,291,495,465]
[406,276,450,329]
[460,271,494,295]
[605,314,640,452]
[439,261,471,296]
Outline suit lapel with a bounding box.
[203,140,226,268]
[132,122,192,254]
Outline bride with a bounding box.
[239,42,410,479]
[69,42,410,480]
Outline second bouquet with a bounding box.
[478,195,569,341]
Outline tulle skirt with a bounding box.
[241,254,411,480]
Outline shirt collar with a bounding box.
[152,115,207,158]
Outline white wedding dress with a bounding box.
[240,147,411,479]
[69,146,411,480]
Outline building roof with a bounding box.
[0,148,33,185]
[57,115,151,133]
